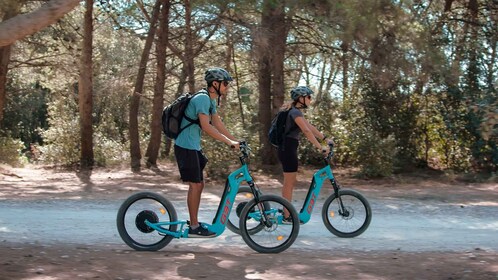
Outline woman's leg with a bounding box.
[278,138,299,218]
[282,172,297,218]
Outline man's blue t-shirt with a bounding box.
[174,89,217,151]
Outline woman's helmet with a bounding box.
[204,67,233,83]
[290,86,313,101]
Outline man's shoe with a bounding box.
[188,224,216,238]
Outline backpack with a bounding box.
[161,92,206,139]
[268,109,291,148]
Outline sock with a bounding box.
[190,224,200,230]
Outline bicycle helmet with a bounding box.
[204,67,233,83]
[290,86,313,101]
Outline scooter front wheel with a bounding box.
[322,189,371,238]
[227,186,268,235]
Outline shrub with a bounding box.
[355,131,396,178]
[0,135,28,166]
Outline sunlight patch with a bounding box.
[0,226,11,232]
[176,253,195,260]
[467,222,498,230]
[466,201,498,207]
[217,260,238,269]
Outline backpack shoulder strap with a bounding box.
[180,90,210,130]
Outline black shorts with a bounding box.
[277,137,299,172]
[174,145,208,183]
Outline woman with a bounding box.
[277,86,332,222]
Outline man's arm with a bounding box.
[211,113,237,141]
[198,113,238,148]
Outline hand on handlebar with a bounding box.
[229,140,240,150]
[320,145,330,155]
[326,138,334,147]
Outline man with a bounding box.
[174,67,239,237]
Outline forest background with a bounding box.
[0,0,496,179]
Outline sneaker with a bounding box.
[188,224,216,238]
[282,216,304,225]
[282,216,293,225]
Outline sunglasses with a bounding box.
[222,81,230,87]
[306,95,312,100]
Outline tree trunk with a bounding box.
[257,50,272,162]
[0,0,81,47]
[0,45,10,128]
[184,0,196,93]
[129,0,161,172]
[145,0,170,168]
[79,0,94,168]
[229,30,246,128]
[0,2,22,128]
[257,0,288,165]
[163,65,188,157]
[341,41,349,102]
[466,0,479,97]
[316,57,326,104]
[269,7,287,115]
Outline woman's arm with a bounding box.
[306,121,326,141]
[294,116,328,153]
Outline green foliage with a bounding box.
[93,132,130,166]
[0,134,28,166]
[2,80,50,149]
[37,93,131,167]
[355,130,396,178]
[200,95,261,179]
[357,77,419,173]
[2,0,496,177]
[331,105,396,177]
[467,93,498,172]
[37,97,80,165]
[202,139,235,178]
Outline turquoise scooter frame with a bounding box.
[116,141,300,253]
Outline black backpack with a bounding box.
[268,109,291,148]
[161,92,206,139]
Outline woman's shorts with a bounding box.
[277,137,299,173]
[174,145,208,183]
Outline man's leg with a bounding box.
[187,181,204,227]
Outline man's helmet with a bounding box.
[204,67,233,83]
[290,86,313,101]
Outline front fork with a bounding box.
[248,181,274,226]
[330,178,349,217]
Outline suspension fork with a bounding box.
[248,181,272,226]
[248,180,262,198]
[330,178,349,216]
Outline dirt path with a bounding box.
[1,163,498,279]
[1,243,497,280]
